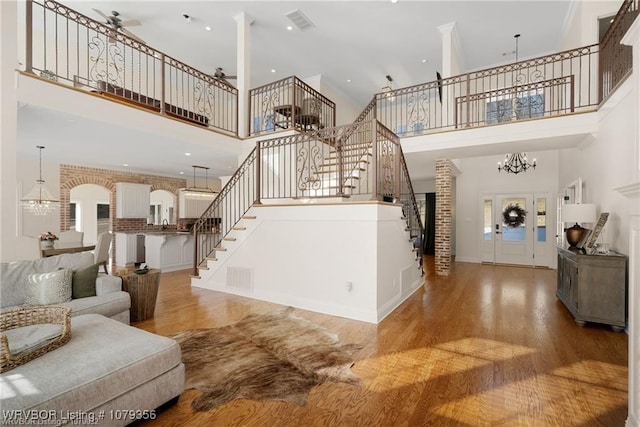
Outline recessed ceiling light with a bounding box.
[391,0,399,3]
[185,152,191,156]
[286,25,293,31]
[271,69,276,73]
[179,171,184,175]
[421,59,427,63]
[123,163,129,167]
[205,26,212,31]
[347,79,351,82]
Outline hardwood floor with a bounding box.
[134,258,628,426]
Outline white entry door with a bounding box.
[496,195,533,265]
[481,193,553,267]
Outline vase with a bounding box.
[41,240,54,249]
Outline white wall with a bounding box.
[193,203,422,323]
[303,74,362,126]
[412,179,436,194]
[559,78,636,254]
[455,150,560,263]
[561,1,620,50]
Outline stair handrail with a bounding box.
[192,147,257,275]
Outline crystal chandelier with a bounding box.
[497,152,536,174]
[20,146,59,215]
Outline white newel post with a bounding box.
[620,15,640,427]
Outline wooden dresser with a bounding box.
[556,247,627,331]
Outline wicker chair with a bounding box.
[0,306,71,373]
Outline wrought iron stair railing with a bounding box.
[192,119,424,275]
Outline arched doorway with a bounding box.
[70,184,110,246]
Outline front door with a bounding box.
[481,193,553,267]
[496,195,533,265]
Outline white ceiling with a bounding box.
[17,0,584,180]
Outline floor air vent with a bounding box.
[285,9,315,31]
[227,266,254,292]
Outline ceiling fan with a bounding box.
[93,9,145,44]
[212,67,237,85]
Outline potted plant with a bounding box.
[40,231,58,248]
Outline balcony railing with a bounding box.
[25,0,238,135]
[368,44,600,137]
[192,119,423,273]
[248,76,336,136]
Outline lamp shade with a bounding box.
[561,203,597,224]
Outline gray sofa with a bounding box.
[1,252,131,323]
[0,314,185,426]
[0,253,185,425]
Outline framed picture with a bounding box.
[583,213,609,254]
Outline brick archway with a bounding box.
[60,174,116,232]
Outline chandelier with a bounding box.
[20,146,59,215]
[497,152,536,174]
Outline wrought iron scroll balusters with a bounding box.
[407,92,430,135]
[88,36,124,87]
[194,80,216,121]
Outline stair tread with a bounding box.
[233,226,247,230]
[223,237,237,241]
[215,247,228,251]
[242,215,257,219]
[325,153,372,159]
[320,161,370,167]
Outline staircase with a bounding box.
[191,119,424,283]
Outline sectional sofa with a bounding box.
[0,252,185,426]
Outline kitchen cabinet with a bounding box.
[556,246,627,331]
[178,190,217,218]
[116,183,151,218]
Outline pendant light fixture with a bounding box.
[20,146,60,215]
[497,152,536,174]
[182,165,217,198]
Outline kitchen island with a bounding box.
[144,232,195,272]
[114,231,194,272]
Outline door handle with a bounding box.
[495,231,502,234]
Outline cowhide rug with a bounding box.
[171,307,362,411]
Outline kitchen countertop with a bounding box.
[115,230,192,235]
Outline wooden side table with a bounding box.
[117,269,161,322]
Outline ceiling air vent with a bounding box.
[285,9,315,31]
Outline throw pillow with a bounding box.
[72,263,98,299]
[25,269,72,305]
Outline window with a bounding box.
[536,198,546,242]
[486,93,545,124]
[483,200,493,241]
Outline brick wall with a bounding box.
[60,164,186,231]
[59,164,186,262]
[435,159,452,276]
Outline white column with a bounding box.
[234,12,254,139]
[0,1,19,262]
[621,15,640,427]
[437,22,463,78]
[437,22,464,128]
